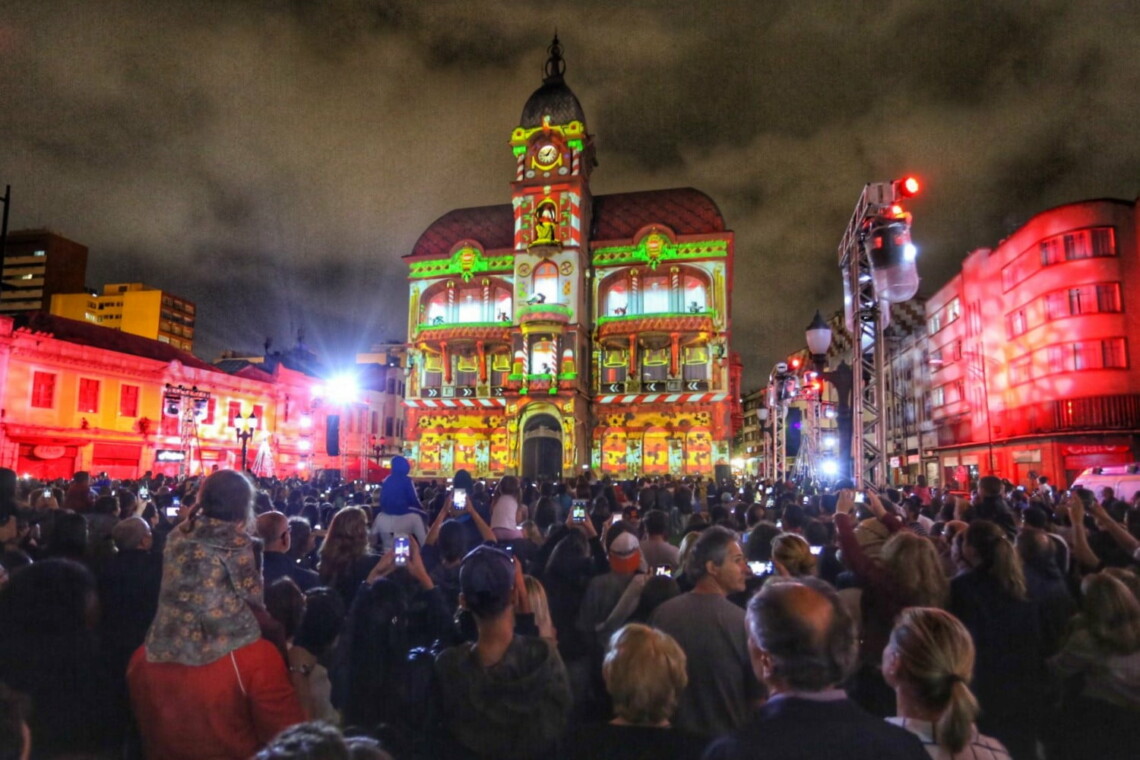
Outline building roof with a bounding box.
[16,312,217,372]
[520,35,586,129]
[408,188,726,258]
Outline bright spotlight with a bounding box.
[903,242,917,262]
[322,374,358,405]
[821,459,839,477]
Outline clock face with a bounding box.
[535,143,559,168]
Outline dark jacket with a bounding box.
[434,635,572,760]
[262,550,320,592]
[702,696,928,760]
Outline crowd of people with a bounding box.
[1,460,1139,759]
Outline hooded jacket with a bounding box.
[434,635,572,759]
[380,456,423,516]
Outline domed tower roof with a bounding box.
[519,35,586,128]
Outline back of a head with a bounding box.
[644,509,668,537]
[198,469,255,523]
[746,522,781,562]
[965,519,1026,599]
[747,578,856,692]
[254,720,349,760]
[978,475,1003,499]
[112,516,151,552]
[1080,572,1140,655]
[459,545,514,619]
[1015,527,1056,572]
[256,511,290,545]
[603,623,688,726]
[771,533,816,577]
[888,607,978,755]
[882,532,948,608]
[295,588,346,657]
[437,520,466,563]
[0,558,96,639]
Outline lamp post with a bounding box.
[805,311,854,484]
[235,412,258,472]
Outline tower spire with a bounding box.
[543,33,566,83]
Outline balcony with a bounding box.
[596,310,717,338]
[413,320,512,342]
[517,303,572,326]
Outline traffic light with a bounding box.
[892,176,920,200]
[786,407,802,456]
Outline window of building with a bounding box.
[533,261,559,304]
[422,354,443,387]
[931,386,945,407]
[458,290,481,322]
[946,298,961,323]
[252,405,264,430]
[683,274,708,312]
[31,371,55,409]
[683,345,709,381]
[385,417,394,437]
[227,401,241,427]
[641,347,669,381]
[119,384,139,417]
[455,353,479,386]
[605,280,628,315]
[642,275,670,314]
[78,378,100,414]
[1009,356,1032,385]
[490,353,511,386]
[1007,309,1028,338]
[530,338,557,374]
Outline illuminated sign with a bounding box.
[155,450,186,462]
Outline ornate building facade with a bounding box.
[403,39,739,479]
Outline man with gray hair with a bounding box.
[650,525,763,736]
[703,579,927,760]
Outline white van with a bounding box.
[1070,464,1140,502]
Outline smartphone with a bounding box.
[571,499,588,522]
[855,492,866,504]
[42,488,52,499]
[803,497,810,505]
[394,534,410,566]
[164,506,179,518]
[1017,486,1026,492]
[653,565,671,576]
[453,488,468,510]
[748,561,773,575]
[172,496,181,508]
[809,546,823,556]
[138,487,149,500]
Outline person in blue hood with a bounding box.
[369,456,427,552]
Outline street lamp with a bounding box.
[805,311,854,484]
[235,412,258,472]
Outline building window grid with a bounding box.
[1003,226,1117,292]
[78,378,100,414]
[119,384,140,417]
[1008,337,1129,386]
[31,372,55,409]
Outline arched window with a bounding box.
[530,338,557,375]
[533,261,559,303]
[605,279,628,315]
[458,289,481,322]
[683,274,708,312]
[425,291,448,324]
[642,274,670,314]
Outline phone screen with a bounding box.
[43,489,52,499]
[653,565,671,576]
[394,535,410,566]
[172,496,182,507]
[164,506,179,518]
[571,499,588,522]
[854,492,866,504]
[138,487,149,500]
[453,488,468,510]
[809,546,823,556]
[748,561,773,575]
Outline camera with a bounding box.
[394,534,411,566]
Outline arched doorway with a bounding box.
[522,413,563,480]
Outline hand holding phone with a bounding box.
[571,499,588,523]
[854,491,866,504]
[452,488,468,510]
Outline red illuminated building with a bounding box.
[0,313,370,480]
[927,197,1140,490]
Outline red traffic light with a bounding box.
[894,176,920,199]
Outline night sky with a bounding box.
[4,1,1140,388]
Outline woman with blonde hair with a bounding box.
[566,623,707,759]
[883,607,1010,759]
[1047,572,1140,758]
[770,532,816,578]
[318,506,379,608]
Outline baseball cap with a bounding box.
[609,531,642,574]
[460,544,514,617]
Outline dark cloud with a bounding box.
[3,0,1140,389]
